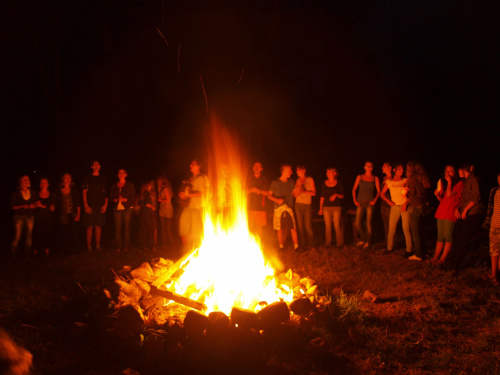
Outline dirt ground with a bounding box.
[1,218,499,374]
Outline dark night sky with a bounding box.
[1,0,499,209]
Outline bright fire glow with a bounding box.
[164,118,293,315]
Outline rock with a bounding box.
[207,311,230,333]
[131,279,150,299]
[183,310,209,337]
[258,301,290,328]
[141,333,165,364]
[130,262,154,280]
[230,307,259,329]
[112,305,145,340]
[289,297,315,316]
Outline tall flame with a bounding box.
[167,117,292,315]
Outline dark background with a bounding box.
[1,0,499,246]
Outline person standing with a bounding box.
[293,165,316,250]
[34,178,56,259]
[179,159,209,251]
[82,161,108,252]
[268,164,299,251]
[482,172,500,286]
[109,169,135,252]
[352,161,380,248]
[319,167,344,249]
[56,173,81,253]
[246,161,270,240]
[405,161,430,261]
[428,166,463,264]
[450,163,483,273]
[10,175,37,258]
[380,163,412,253]
[380,162,393,247]
[139,180,157,251]
[157,175,176,253]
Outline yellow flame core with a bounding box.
[170,120,293,315]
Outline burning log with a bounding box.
[150,285,206,312]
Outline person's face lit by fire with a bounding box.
[458,168,465,179]
[118,169,127,180]
[91,161,101,173]
[19,176,30,190]
[253,162,263,176]
[39,178,49,190]
[281,166,292,180]
[444,166,455,179]
[326,168,337,180]
[394,165,404,178]
[62,174,72,186]
[382,163,392,176]
[190,161,200,175]
[296,167,306,178]
[364,162,373,174]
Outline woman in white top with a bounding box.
[380,163,412,252]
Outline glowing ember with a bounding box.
[162,118,293,315]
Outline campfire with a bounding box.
[107,120,330,371]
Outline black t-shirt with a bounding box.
[247,174,270,211]
[321,181,344,207]
[82,175,107,207]
[35,192,56,219]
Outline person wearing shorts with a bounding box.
[268,164,299,251]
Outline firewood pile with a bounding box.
[102,254,336,372]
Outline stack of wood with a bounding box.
[107,253,334,371]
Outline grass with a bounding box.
[1,236,500,374]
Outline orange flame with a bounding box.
[166,117,293,315]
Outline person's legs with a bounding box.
[332,207,343,247]
[489,227,500,280]
[409,206,424,258]
[355,204,366,243]
[114,210,123,250]
[24,216,34,256]
[323,207,333,246]
[365,204,374,245]
[451,214,481,272]
[294,204,306,247]
[95,226,102,250]
[11,215,24,254]
[86,226,93,250]
[123,208,133,250]
[387,205,401,251]
[400,210,412,253]
[303,204,314,247]
[381,205,391,245]
[438,220,455,263]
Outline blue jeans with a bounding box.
[114,208,133,249]
[355,201,374,244]
[12,215,34,255]
[295,203,314,247]
[323,206,343,246]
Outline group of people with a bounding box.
[247,160,499,283]
[9,158,500,285]
[10,161,176,258]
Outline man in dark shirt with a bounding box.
[82,161,108,252]
[268,164,299,251]
[246,161,269,239]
